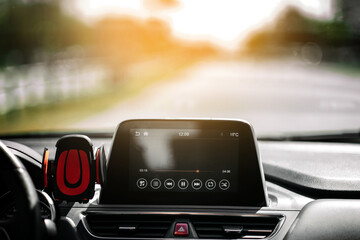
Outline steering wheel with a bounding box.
[0,141,44,239]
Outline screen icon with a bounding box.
[191,179,202,190]
[178,179,189,190]
[164,179,175,189]
[229,132,239,137]
[150,178,161,189]
[205,179,216,190]
[137,178,147,189]
[219,179,230,190]
[135,131,141,137]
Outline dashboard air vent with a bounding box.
[191,215,280,239]
[86,214,173,238]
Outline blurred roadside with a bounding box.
[241,1,360,67]
[0,0,218,133]
[0,0,359,134]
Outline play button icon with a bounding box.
[174,223,189,236]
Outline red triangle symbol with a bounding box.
[178,227,185,232]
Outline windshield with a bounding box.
[0,0,359,136]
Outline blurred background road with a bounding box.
[75,60,360,135]
[1,0,360,135]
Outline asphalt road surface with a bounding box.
[75,60,360,136]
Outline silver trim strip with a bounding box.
[80,211,286,240]
[248,230,272,233]
[0,227,10,240]
[223,227,243,234]
[119,226,137,231]
[39,190,56,221]
[242,236,266,239]
[248,121,269,207]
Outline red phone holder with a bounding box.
[95,145,107,186]
[42,135,107,203]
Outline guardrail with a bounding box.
[0,59,110,114]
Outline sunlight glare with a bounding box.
[165,0,283,49]
[74,0,331,49]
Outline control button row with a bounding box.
[137,178,230,190]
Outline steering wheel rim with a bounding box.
[0,141,43,240]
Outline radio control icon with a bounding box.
[150,178,161,189]
[192,179,202,190]
[137,178,147,189]
[205,179,216,190]
[178,179,189,190]
[164,179,175,189]
[219,179,230,190]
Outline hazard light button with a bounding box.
[174,223,189,236]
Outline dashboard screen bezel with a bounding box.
[100,119,268,207]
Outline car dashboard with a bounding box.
[1,119,360,240]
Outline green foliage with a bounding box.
[245,7,354,52]
[0,0,90,66]
[0,0,216,68]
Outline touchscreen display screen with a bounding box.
[129,129,239,192]
[101,119,268,207]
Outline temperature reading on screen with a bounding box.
[178,132,190,137]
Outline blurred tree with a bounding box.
[0,0,217,78]
[94,17,174,61]
[244,6,353,60]
[0,0,90,66]
[93,15,217,82]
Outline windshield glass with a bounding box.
[0,0,359,136]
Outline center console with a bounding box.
[37,119,298,240]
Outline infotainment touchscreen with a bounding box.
[129,129,239,193]
[101,119,268,207]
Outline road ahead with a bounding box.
[75,60,360,135]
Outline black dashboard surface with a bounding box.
[4,136,359,199]
[259,141,360,197]
[1,135,360,240]
[284,199,360,240]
